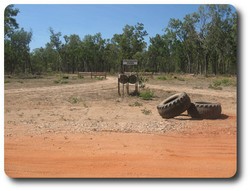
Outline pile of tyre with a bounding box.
[118,74,138,84]
[157,92,222,119]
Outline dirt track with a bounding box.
[4,76,237,178]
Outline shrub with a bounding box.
[68,96,80,104]
[209,77,236,90]
[157,75,172,80]
[60,80,68,84]
[141,108,152,115]
[139,89,154,100]
[62,76,69,79]
[95,76,105,80]
[54,79,69,84]
[54,80,60,84]
[157,76,167,80]
[208,84,223,90]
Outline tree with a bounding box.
[148,34,167,72]
[103,39,121,73]
[12,5,237,76]
[62,34,81,73]
[4,5,33,75]
[6,28,32,74]
[209,5,236,75]
[194,5,237,75]
[30,42,59,74]
[77,33,106,72]
[113,23,148,61]
[182,13,200,73]
[30,47,46,74]
[49,28,63,72]
[4,5,19,39]
[161,4,237,75]
[5,4,20,74]
[167,13,200,74]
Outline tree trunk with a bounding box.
[204,53,208,76]
[187,54,191,73]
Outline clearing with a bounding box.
[4,74,237,178]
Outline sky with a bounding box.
[13,4,202,51]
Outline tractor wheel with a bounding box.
[128,74,137,84]
[119,74,128,84]
[157,92,191,119]
[187,102,222,119]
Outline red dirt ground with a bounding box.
[5,131,236,178]
[4,75,237,178]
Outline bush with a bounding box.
[95,76,105,80]
[209,77,236,89]
[53,80,60,84]
[53,79,68,84]
[157,75,172,80]
[62,76,69,79]
[157,76,167,80]
[60,80,68,84]
[208,84,223,90]
[68,96,81,104]
[139,89,154,100]
[141,108,152,115]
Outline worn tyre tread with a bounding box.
[128,74,137,84]
[187,102,222,119]
[119,74,128,84]
[157,92,191,119]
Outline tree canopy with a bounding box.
[4,5,32,74]
[4,5,237,75]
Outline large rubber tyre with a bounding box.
[187,102,222,119]
[128,74,137,84]
[119,74,128,84]
[157,92,191,119]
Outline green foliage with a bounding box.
[156,75,173,80]
[4,5,19,38]
[210,77,236,89]
[113,23,148,59]
[139,89,154,100]
[208,84,223,90]
[138,75,149,83]
[60,80,68,84]
[53,80,60,84]
[5,28,32,74]
[61,75,69,79]
[215,78,235,86]
[147,5,237,75]
[95,76,105,80]
[4,5,237,77]
[4,80,10,83]
[157,76,167,80]
[53,74,70,84]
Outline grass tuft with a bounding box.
[141,108,152,115]
[129,101,143,107]
[139,89,154,100]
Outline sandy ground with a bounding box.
[4,75,237,178]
